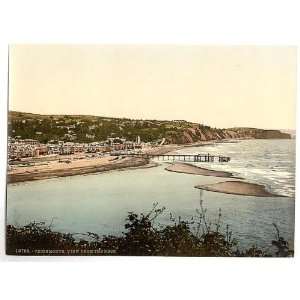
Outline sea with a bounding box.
[7,139,295,251]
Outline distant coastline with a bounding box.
[8,110,291,145]
[7,111,293,196]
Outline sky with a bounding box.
[9,45,297,129]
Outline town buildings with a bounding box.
[7,136,147,161]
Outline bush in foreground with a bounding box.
[6,202,293,257]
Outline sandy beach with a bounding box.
[195,180,281,197]
[7,144,184,184]
[144,144,184,155]
[8,155,150,184]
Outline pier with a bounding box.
[112,153,230,163]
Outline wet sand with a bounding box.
[195,181,281,197]
[165,162,235,178]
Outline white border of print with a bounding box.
[0,1,299,300]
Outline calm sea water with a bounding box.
[7,139,295,250]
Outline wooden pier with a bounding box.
[112,153,230,163]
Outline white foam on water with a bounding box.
[175,139,296,197]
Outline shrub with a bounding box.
[6,202,293,257]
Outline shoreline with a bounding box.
[7,140,285,197]
[7,144,183,184]
[165,162,283,197]
[182,139,241,148]
[7,156,150,184]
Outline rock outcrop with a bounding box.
[164,126,291,144]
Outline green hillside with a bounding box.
[8,111,291,144]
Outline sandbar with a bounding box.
[165,162,235,178]
[195,180,281,197]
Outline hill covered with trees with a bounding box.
[8,111,291,144]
